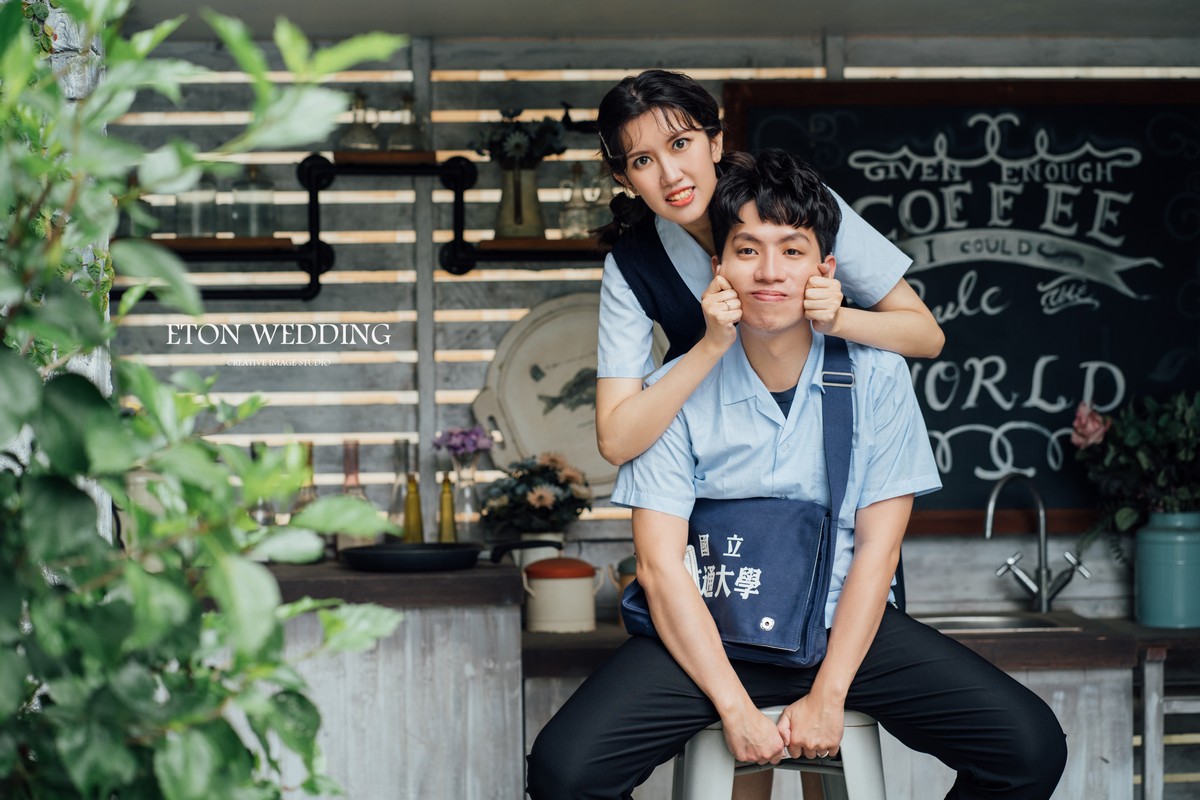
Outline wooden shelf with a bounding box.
[151,236,296,253]
[331,150,440,165]
[479,237,602,253]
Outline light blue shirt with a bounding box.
[611,333,942,627]
[596,188,913,379]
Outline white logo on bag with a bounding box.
[724,534,744,557]
[734,568,763,599]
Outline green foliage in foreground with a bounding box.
[0,1,407,796]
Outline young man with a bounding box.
[526,150,1066,800]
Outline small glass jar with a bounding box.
[228,165,275,237]
[337,91,381,151]
[386,95,428,151]
[174,175,218,237]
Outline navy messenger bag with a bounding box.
[620,335,853,668]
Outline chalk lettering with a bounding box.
[1038,275,1100,315]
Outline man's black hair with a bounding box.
[709,149,842,259]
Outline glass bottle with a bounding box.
[386,439,407,532]
[175,175,218,237]
[290,442,330,560]
[337,439,378,553]
[290,441,319,516]
[247,441,276,527]
[437,474,456,543]
[229,165,275,238]
[451,451,481,543]
[558,163,592,240]
[402,440,424,544]
[386,94,428,151]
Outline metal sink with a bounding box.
[916,612,1083,633]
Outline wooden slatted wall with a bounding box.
[110,35,1200,532]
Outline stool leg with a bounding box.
[837,719,887,800]
[676,727,736,800]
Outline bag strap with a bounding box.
[820,336,853,522]
[820,336,908,612]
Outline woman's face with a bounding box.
[617,108,723,234]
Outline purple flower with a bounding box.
[433,424,494,457]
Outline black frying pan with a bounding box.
[341,538,562,573]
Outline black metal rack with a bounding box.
[112,153,604,303]
[297,153,603,276]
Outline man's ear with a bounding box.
[822,254,837,280]
[712,255,722,277]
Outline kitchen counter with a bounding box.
[522,610,1138,676]
[270,559,523,608]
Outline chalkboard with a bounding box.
[725,81,1200,531]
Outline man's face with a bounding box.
[713,202,836,334]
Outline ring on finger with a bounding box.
[818,751,830,758]
[722,299,731,311]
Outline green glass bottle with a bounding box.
[438,475,456,543]
[402,441,424,544]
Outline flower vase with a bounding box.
[1135,511,1200,627]
[452,453,482,543]
[494,162,545,239]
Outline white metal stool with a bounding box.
[670,707,886,800]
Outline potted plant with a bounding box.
[479,453,592,555]
[0,5,406,796]
[470,108,567,238]
[1070,392,1200,625]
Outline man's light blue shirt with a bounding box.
[611,332,942,627]
[596,188,912,379]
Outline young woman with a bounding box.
[593,70,944,467]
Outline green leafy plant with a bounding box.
[479,453,592,537]
[0,1,408,796]
[1071,391,1200,558]
[470,107,566,166]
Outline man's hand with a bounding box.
[805,263,843,334]
[700,273,740,353]
[721,701,788,765]
[777,693,845,760]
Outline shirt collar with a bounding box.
[720,332,826,413]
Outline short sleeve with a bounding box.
[597,252,657,379]
[610,400,697,521]
[856,351,942,510]
[829,186,913,309]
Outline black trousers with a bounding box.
[527,606,1066,800]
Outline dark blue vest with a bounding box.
[610,217,706,364]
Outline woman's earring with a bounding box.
[623,186,638,200]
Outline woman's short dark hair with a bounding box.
[594,70,725,248]
[709,149,842,260]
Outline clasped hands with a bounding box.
[721,694,845,766]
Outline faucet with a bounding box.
[984,473,1091,613]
